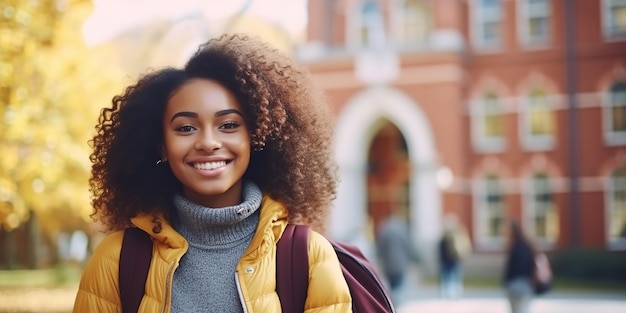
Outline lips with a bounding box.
[192,161,227,170]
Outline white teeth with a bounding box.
[193,161,226,170]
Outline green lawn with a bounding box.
[0,264,82,288]
[0,265,82,313]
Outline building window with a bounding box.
[603,81,626,145]
[352,0,386,49]
[526,173,558,244]
[473,92,506,152]
[607,168,626,249]
[518,0,551,46]
[472,0,503,49]
[520,89,555,150]
[603,0,626,39]
[484,94,504,137]
[396,0,429,45]
[475,175,505,247]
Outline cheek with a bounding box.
[235,141,251,161]
[162,134,187,159]
[242,149,251,167]
[241,137,251,158]
[236,138,251,167]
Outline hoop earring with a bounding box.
[156,159,165,165]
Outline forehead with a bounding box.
[166,78,242,113]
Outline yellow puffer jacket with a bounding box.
[73,195,352,312]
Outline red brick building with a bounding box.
[299,0,626,271]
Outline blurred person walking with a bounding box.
[437,213,471,299]
[503,221,536,313]
[375,208,420,305]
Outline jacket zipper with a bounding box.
[160,262,177,313]
[235,271,249,313]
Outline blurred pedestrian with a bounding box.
[437,213,471,299]
[503,221,536,313]
[375,208,420,303]
[72,33,352,312]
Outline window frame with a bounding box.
[602,0,626,40]
[519,88,556,151]
[606,168,626,250]
[471,0,504,51]
[392,0,430,47]
[473,174,506,250]
[516,0,552,48]
[347,0,386,50]
[472,92,507,153]
[523,173,558,248]
[602,81,626,145]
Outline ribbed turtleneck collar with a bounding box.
[172,181,262,247]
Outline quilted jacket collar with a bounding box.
[129,194,289,257]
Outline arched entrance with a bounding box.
[366,120,410,237]
[328,86,441,268]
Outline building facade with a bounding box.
[299,0,626,271]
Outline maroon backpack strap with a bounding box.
[276,224,310,313]
[119,227,153,313]
[331,240,396,312]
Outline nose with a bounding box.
[194,129,222,151]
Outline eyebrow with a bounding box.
[170,111,198,122]
[215,109,243,117]
[170,109,243,122]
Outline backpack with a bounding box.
[277,224,396,313]
[532,252,553,295]
[119,225,396,312]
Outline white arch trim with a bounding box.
[329,86,442,265]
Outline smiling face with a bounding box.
[162,78,251,208]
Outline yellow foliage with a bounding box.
[0,0,124,232]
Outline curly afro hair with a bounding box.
[89,34,338,232]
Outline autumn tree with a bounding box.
[0,0,123,235]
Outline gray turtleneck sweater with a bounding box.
[170,181,262,312]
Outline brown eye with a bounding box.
[219,121,240,130]
[175,125,196,133]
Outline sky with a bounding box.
[82,0,308,46]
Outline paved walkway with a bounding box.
[395,286,626,313]
[1,281,624,313]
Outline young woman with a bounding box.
[73,33,352,312]
[503,221,536,313]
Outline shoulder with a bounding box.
[92,230,125,262]
[82,230,125,281]
[74,230,125,310]
[305,230,352,310]
[306,230,344,274]
[307,231,335,256]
